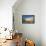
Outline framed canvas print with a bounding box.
[22,15,35,24]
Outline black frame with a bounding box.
[22,15,35,24]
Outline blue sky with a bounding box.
[22,15,33,18]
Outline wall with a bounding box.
[13,0,41,46]
[41,0,46,46]
[0,0,16,30]
[0,0,17,39]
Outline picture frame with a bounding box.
[22,15,35,24]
